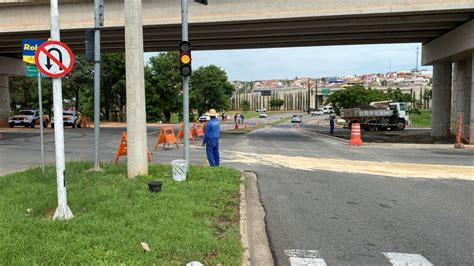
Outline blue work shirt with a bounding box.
[203,117,220,145]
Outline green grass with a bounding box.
[0,162,242,265]
[410,110,431,127]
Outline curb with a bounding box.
[240,171,274,266]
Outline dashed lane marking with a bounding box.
[285,250,327,266]
[383,252,433,266]
[285,250,434,265]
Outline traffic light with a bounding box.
[179,41,192,77]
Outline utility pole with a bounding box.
[181,0,190,166]
[93,0,103,170]
[50,0,73,220]
[307,79,311,114]
[315,78,318,110]
[124,0,148,178]
[416,47,419,72]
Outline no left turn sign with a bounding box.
[34,40,75,78]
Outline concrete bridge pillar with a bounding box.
[431,63,452,137]
[0,75,10,128]
[468,53,474,143]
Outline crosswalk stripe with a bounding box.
[383,252,433,266]
[285,250,327,266]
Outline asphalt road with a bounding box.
[1,115,473,265]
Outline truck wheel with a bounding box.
[30,122,36,128]
[77,123,82,128]
[51,123,54,129]
[72,124,76,128]
[9,123,14,128]
[367,124,377,131]
[396,122,406,131]
[43,122,48,128]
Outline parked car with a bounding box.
[198,115,210,123]
[9,110,49,128]
[291,114,302,123]
[259,112,268,118]
[51,110,82,128]
[311,108,324,116]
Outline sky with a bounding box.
[144,43,429,81]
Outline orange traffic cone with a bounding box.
[349,123,363,146]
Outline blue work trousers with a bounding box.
[206,139,220,167]
[330,120,335,134]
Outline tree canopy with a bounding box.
[145,52,182,122]
[325,85,388,114]
[190,65,234,116]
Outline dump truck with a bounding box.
[340,101,409,131]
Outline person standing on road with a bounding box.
[203,109,220,167]
[234,113,239,124]
[240,113,244,124]
[329,111,336,134]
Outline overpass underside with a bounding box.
[0,11,473,56]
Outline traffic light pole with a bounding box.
[181,0,190,166]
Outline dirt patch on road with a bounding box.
[224,151,474,180]
[308,126,454,144]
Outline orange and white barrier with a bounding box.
[192,123,205,138]
[455,112,465,149]
[177,124,194,143]
[114,132,152,163]
[349,123,363,146]
[154,127,179,150]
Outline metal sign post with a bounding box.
[93,0,103,170]
[46,0,73,220]
[23,40,46,173]
[181,0,190,166]
[37,72,45,173]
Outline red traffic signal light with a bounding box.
[179,41,192,77]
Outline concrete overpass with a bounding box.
[0,0,473,142]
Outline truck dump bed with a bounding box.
[340,108,392,120]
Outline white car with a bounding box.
[311,109,324,116]
[259,112,268,118]
[198,115,210,123]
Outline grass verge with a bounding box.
[0,162,242,265]
[410,110,431,127]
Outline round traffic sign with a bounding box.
[34,40,75,78]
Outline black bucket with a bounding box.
[148,181,162,193]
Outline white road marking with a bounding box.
[383,252,433,266]
[285,250,327,266]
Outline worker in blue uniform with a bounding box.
[202,109,220,167]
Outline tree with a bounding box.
[270,99,284,110]
[145,52,182,122]
[386,88,412,103]
[63,55,93,112]
[241,100,250,112]
[325,85,388,115]
[190,65,234,116]
[101,53,126,121]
